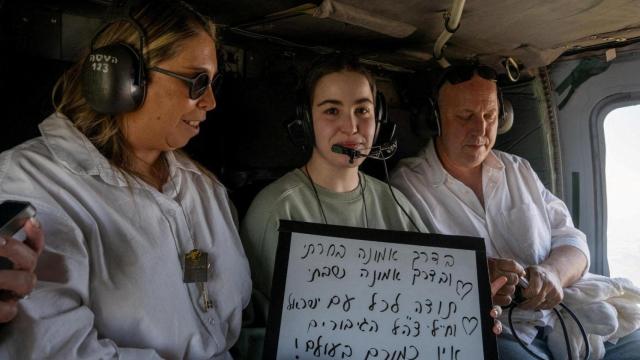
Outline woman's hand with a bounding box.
[490,276,508,335]
[0,218,44,323]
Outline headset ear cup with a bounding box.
[425,97,441,137]
[81,43,146,114]
[287,104,307,149]
[288,99,315,152]
[496,87,514,135]
[498,98,514,135]
[497,87,504,124]
[300,102,316,151]
[373,91,398,147]
[373,91,385,145]
[433,106,441,137]
[302,103,314,148]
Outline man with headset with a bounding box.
[391,64,640,359]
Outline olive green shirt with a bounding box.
[240,169,427,298]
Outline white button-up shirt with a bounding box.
[0,113,251,359]
[391,141,590,341]
[392,141,589,267]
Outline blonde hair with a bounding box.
[52,1,216,181]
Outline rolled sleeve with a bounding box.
[538,174,591,274]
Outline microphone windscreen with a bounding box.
[331,144,346,154]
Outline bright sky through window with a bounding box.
[604,104,640,286]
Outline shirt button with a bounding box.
[209,318,215,325]
[167,209,176,216]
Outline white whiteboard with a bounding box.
[265,221,497,360]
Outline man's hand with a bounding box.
[0,218,44,323]
[487,257,526,306]
[519,264,563,310]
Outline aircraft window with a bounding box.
[603,104,640,286]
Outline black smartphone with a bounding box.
[0,200,37,270]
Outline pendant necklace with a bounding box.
[168,174,214,312]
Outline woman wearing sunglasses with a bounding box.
[0,1,250,359]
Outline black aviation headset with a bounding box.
[80,0,217,115]
[288,89,397,155]
[426,63,514,137]
[286,57,421,233]
[81,15,148,115]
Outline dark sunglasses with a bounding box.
[150,67,223,100]
[439,64,498,87]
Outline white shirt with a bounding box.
[391,141,590,341]
[0,113,252,359]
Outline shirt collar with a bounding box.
[167,151,203,177]
[422,140,446,186]
[483,148,505,172]
[40,113,202,187]
[422,139,505,186]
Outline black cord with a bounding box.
[358,171,369,228]
[303,165,328,225]
[553,307,573,359]
[303,155,419,233]
[381,158,421,232]
[507,302,591,360]
[560,303,590,358]
[508,304,546,360]
[302,166,369,228]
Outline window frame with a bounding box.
[590,92,640,276]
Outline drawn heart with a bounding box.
[462,316,478,335]
[456,280,473,301]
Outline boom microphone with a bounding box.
[331,145,361,163]
[331,142,398,163]
[331,142,421,233]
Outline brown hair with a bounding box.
[304,53,377,106]
[52,0,215,181]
